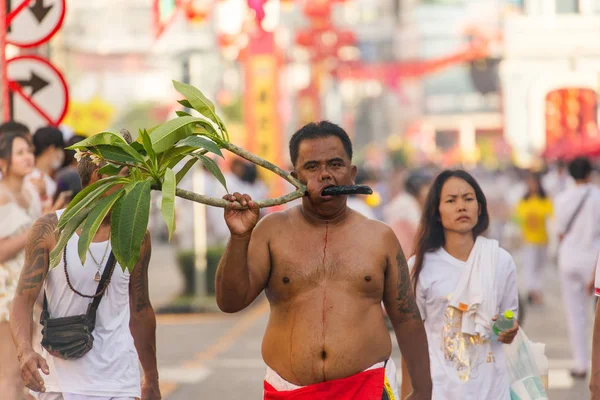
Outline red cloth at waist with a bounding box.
[263,367,385,400]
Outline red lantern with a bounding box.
[337,30,357,47]
[304,0,331,20]
[184,0,211,23]
[218,33,237,48]
[296,30,314,47]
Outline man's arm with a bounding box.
[215,193,272,313]
[129,232,160,400]
[382,229,432,399]
[10,213,58,393]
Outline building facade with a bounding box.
[501,0,600,164]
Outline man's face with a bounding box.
[292,136,356,210]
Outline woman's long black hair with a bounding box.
[0,131,31,176]
[411,169,490,293]
[523,172,547,200]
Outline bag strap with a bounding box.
[41,249,117,325]
[86,252,117,321]
[563,188,591,238]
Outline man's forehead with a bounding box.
[297,136,348,161]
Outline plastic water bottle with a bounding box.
[493,310,515,336]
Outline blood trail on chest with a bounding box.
[321,221,329,380]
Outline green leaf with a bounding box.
[111,180,152,270]
[191,154,227,191]
[178,99,192,109]
[66,131,127,150]
[98,164,124,177]
[59,176,128,229]
[50,208,92,268]
[159,145,195,168]
[177,136,223,158]
[173,81,226,135]
[176,110,192,117]
[161,168,177,241]
[140,129,156,166]
[175,158,199,184]
[93,145,140,164]
[150,116,216,154]
[77,188,125,264]
[131,141,145,154]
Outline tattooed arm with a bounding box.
[10,213,58,393]
[382,228,432,399]
[129,232,161,400]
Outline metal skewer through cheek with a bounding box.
[316,185,374,197]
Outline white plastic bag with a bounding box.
[502,329,549,400]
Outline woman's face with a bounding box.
[2,137,35,178]
[527,176,539,194]
[438,177,479,235]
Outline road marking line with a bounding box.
[163,300,269,398]
[160,366,212,383]
[548,368,574,389]
[157,313,230,325]
[159,381,178,398]
[209,358,267,368]
[186,300,269,365]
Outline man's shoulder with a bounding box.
[29,212,60,248]
[356,218,401,248]
[254,208,293,234]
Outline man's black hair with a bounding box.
[32,126,65,157]
[0,121,29,135]
[289,121,353,166]
[568,157,592,181]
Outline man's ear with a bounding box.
[350,165,358,184]
[89,169,102,185]
[291,169,298,180]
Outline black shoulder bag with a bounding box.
[559,188,591,243]
[40,249,116,360]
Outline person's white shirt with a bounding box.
[38,209,141,398]
[554,183,600,273]
[409,245,518,400]
[27,168,57,199]
[383,192,421,228]
[347,197,376,219]
[543,169,574,200]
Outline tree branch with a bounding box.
[222,142,304,189]
[175,187,305,209]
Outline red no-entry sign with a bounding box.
[6,0,66,48]
[7,55,68,129]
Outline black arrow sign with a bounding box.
[29,0,53,24]
[15,72,50,96]
[6,0,12,32]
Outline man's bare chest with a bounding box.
[267,233,387,300]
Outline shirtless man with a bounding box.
[216,121,432,399]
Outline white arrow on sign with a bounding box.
[6,0,66,48]
[7,55,69,131]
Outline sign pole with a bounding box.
[1,0,9,121]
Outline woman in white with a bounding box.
[0,131,42,399]
[408,170,519,399]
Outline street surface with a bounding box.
[149,243,594,399]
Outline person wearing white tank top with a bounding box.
[9,154,160,400]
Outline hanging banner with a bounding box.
[297,85,319,127]
[243,31,283,197]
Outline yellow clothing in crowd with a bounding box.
[515,196,553,244]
